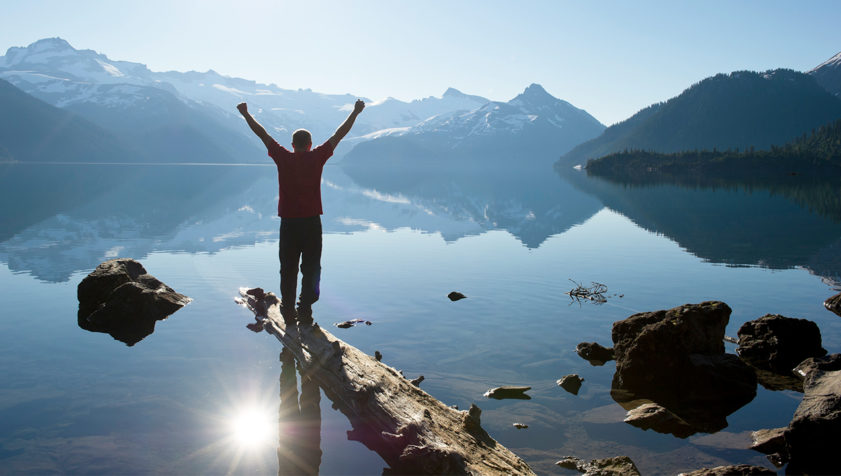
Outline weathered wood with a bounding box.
[237,288,535,475]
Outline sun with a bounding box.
[229,405,275,450]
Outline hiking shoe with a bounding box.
[297,305,313,326]
[280,305,297,325]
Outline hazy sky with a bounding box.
[2,0,839,125]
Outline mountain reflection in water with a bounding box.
[562,166,841,284]
[3,162,841,284]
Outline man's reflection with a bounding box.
[278,347,322,476]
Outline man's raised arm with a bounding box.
[328,99,365,150]
[237,102,274,150]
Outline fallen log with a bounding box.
[236,288,535,475]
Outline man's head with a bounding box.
[292,129,313,152]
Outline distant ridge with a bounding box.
[0,38,495,161]
[345,83,605,169]
[810,50,841,97]
[558,69,841,167]
[0,78,139,163]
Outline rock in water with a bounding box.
[483,386,531,400]
[557,374,584,395]
[575,342,614,365]
[611,301,756,433]
[737,314,826,375]
[77,258,191,346]
[749,427,786,456]
[825,292,841,317]
[624,402,696,438]
[784,353,841,475]
[448,291,467,301]
[555,456,641,476]
[678,464,775,476]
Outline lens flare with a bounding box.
[229,406,274,450]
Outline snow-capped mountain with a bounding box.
[0,38,495,162]
[810,50,841,97]
[344,83,605,169]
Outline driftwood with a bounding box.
[237,288,535,475]
[565,279,609,305]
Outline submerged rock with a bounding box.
[623,402,696,439]
[784,353,841,475]
[825,292,841,317]
[77,258,190,346]
[611,301,756,433]
[483,386,531,400]
[736,314,826,375]
[678,464,775,476]
[575,342,615,365]
[557,374,584,395]
[556,455,640,476]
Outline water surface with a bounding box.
[1,162,839,475]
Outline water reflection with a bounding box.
[561,167,841,284]
[278,348,322,476]
[3,161,841,287]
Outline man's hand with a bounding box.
[237,102,274,149]
[329,99,365,149]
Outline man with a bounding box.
[237,99,365,324]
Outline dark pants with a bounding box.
[279,216,322,309]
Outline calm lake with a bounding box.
[1,161,839,475]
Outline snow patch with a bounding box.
[358,127,411,140]
[96,59,124,77]
[212,84,249,95]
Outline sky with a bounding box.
[1,0,839,125]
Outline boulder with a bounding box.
[825,292,841,317]
[678,464,775,476]
[77,258,190,346]
[736,314,826,375]
[611,302,756,432]
[557,375,584,395]
[784,353,841,475]
[556,456,640,476]
[575,342,615,365]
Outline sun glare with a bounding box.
[229,406,274,450]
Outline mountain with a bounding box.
[587,118,841,180]
[0,38,496,162]
[0,38,258,163]
[559,69,841,166]
[343,83,605,169]
[810,51,841,97]
[352,88,489,134]
[0,77,140,163]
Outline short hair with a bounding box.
[292,129,312,148]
